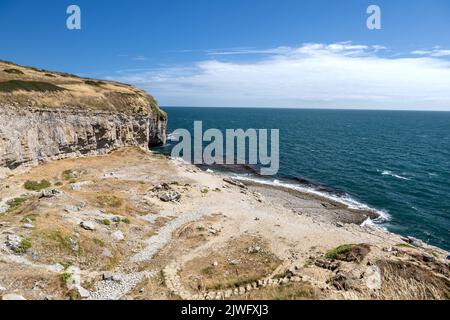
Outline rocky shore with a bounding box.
[0,147,448,300]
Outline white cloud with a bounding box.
[411,47,450,57]
[111,42,450,110]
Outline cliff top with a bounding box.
[0,60,166,118]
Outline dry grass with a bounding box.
[180,236,282,292]
[234,281,318,300]
[0,61,165,117]
[364,260,450,300]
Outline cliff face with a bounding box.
[0,107,166,171]
[0,61,167,175]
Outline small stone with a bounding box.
[5,234,22,252]
[64,205,81,213]
[364,265,382,290]
[2,294,26,300]
[336,222,344,228]
[40,189,62,198]
[102,248,113,258]
[159,191,181,202]
[229,259,240,265]
[76,286,90,299]
[23,223,34,229]
[112,230,124,241]
[212,261,218,267]
[286,266,299,277]
[248,246,261,254]
[224,289,232,298]
[315,258,340,271]
[0,285,6,291]
[103,272,114,281]
[80,221,96,231]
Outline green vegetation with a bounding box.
[396,243,417,250]
[45,230,78,255]
[62,169,87,180]
[24,179,51,191]
[6,196,28,212]
[96,195,123,208]
[201,188,209,194]
[60,261,72,270]
[102,219,111,226]
[0,80,66,93]
[85,80,105,87]
[3,68,24,75]
[93,238,105,247]
[122,217,131,224]
[54,181,63,187]
[61,272,73,285]
[20,213,38,223]
[325,244,355,260]
[17,238,32,253]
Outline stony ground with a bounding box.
[0,147,448,300]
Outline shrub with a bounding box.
[6,197,27,211]
[0,80,65,93]
[24,180,51,191]
[102,219,111,226]
[325,244,355,260]
[85,80,105,87]
[3,68,24,75]
[17,238,32,253]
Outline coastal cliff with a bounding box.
[0,61,167,175]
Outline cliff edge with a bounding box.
[0,60,167,174]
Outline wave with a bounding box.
[167,132,181,141]
[380,170,410,181]
[232,175,391,225]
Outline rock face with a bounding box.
[0,106,166,173]
[0,61,167,176]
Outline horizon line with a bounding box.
[160,106,450,112]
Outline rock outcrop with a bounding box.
[0,60,167,176]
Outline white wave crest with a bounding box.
[233,175,391,224]
[381,170,410,181]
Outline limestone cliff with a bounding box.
[0,60,167,174]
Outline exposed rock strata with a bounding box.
[0,106,166,174]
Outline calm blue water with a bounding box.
[156,107,450,250]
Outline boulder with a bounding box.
[248,246,261,254]
[159,191,181,202]
[80,221,96,231]
[364,265,382,290]
[223,178,247,189]
[314,258,340,271]
[40,189,62,198]
[329,272,356,291]
[112,230,124,241]
[5,234,22,252]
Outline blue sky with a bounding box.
[1,0,450,109]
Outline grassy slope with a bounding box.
[0,60,166,118]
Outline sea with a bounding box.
[153,107,450,250]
